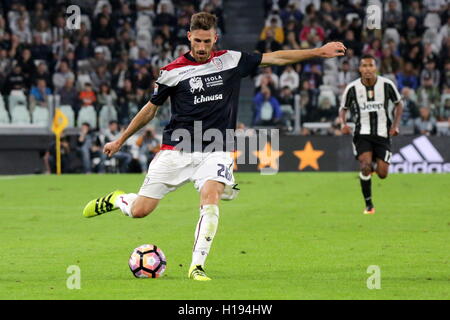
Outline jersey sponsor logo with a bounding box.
[390,136,450,173]
[189,76,205,93]
[360,101,384,112]
[204,75,223,88]
[178,68,195,75]
[212,57,223,70]
[194,94,223,105]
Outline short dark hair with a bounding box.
[360,54,376,64]
[190,12,217,31]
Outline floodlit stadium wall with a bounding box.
[0,134,449,174]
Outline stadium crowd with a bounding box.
[254,0,450,136]
[0,0,225,173]
[1,0,450,174]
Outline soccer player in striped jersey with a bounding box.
[82,12,346,280]
[339,54,403,215]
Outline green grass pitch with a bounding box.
[0,172,449,300]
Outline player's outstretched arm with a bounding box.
[260,42,346,66]
[103,101,159,157]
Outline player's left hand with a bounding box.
[319,42,346,58]
[389,126,399,136]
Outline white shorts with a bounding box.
[138,150,239,200]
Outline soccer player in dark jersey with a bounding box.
[83,12,346,280]
[339,55,403,215]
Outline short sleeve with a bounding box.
[339,84,355,111]
[150,82,171,106]
[387,81,402,104]
[150,70,174,106]
[237,52,262,78]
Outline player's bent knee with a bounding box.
[360,163,372,175]
[130,198,159,218]
[377,171,388,179]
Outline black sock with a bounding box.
[359,173,373,207]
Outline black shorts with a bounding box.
[352,135,392,164]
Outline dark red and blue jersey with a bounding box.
[150,50,262,151]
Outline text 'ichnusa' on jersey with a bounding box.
[339,76,402,138]
[150,50,262,152]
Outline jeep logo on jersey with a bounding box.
[390,136,450,173]
[361,101,383,112]
[189,76,205,93]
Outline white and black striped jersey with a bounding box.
[340,76,402,138]
[150,50,262,151]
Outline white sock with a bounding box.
[115,193,138,217]
[359,172,371,181]
[191,204,219,267]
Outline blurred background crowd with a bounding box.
[253,0,450,136]
[0,0,449,174]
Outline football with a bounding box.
[128,244,167,278]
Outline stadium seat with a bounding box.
[98,105,118,130]
[318,89,336,107]
[424,13,441,29]
[10,105,31,125]
[31,106,50,126]
[8,94,27,112]
[136,15,153,32]
[59,105,75,127]
[77,105,97,128]
[0,104,10,124]
[0,94,5,110]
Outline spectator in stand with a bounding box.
[279,65,299,91]
[380,45,401,76]
[30,34,52,62]
[58,78,79,114]
[52,61,75,91]
[260,17,285,45]
[75,35,95,61]
[92,15,115,47]
[90,64,112,92]
[256,28,282,53]
[97,83,118,108]
[29,78,51,111]
[414,107,437,135]
[100,120,132,173]
[253,86,282,126]
[255,66,279,91]
[5,64,26,94]
[420,60,440,87]
[384,0,402,29]
[280,2,303,25]
[136,127,160,173]
[396,62,419,91]
[400,87,420,127]
[79,82,97,107]
[337,60,357,94]
[77,122,96,174]
[17,48,36,89]
[417,74,441,110]
[299,18,325,46]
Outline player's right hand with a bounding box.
[103,140,122,157]
[341,124,352,135]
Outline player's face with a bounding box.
[359,58,377,80]
[188,29,217,63]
